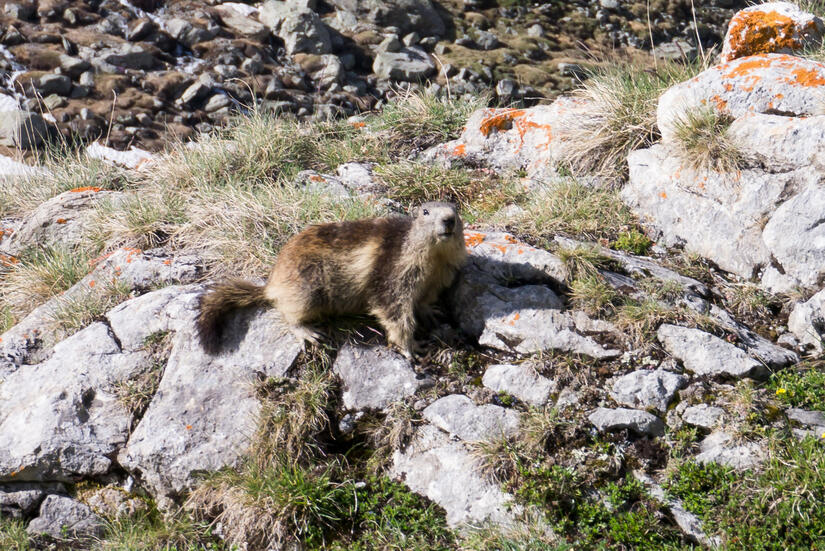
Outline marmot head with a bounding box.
[411,201,464,246]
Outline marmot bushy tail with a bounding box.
[196,279,271,354]
[195,202,467,359]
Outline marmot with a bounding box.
[195,202,467,359]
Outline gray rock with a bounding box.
[378,35,403,53]
[474,30,499,50]
[373,47,435,81]
[165,18,218,47]
[58,55,90,78]
[696,431,764,470]
[657,324,767,380]
[119,289,303,498]
[788,290,825,355]
[213,4,268,39]
[0,188,116,256]
[391,425,517,527]
[589,407,665,437]
[0,322,149,481]
[94,44,158,71]
[27,495,103,538]
[423,394,520,442]
[259,0,332,54]
[0,483,63,518]
[328,0,445,37]
[682,404,725,430]
[609,369,687,414]
[466,231,569,285]
[482,363,555,406]
[179,80,213,106]
[706,305,798,368]
[786,408,825,427]
[527,23,544,37]
[335,162,381,195]
[0,109,48,149]
[4,3,34,20]
[204,94,232,113]
[34,74,71,96]
[333,344,432,410]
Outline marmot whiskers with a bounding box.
[195,202,467,359]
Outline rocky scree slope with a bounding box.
[1,2,825,549]
[0,0,747,153]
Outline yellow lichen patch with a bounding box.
[723,9,803,62]
[478,109,526,137]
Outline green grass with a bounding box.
[0,518,30,551]
[769,360,825,411]
[667,434,825,549]
[48,277,133,334]
[568,274,619,315]
[94,507,228,551]
[612,229,653,256]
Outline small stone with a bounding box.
[203,94,232,113]
[589,407,665,437]
[610,369,687,414]
[27,495,103,538]
[378,35,403,53]
[482,363,555,407]
[474,30,500,50]
[657,324,767,380]
[527,23,544,37]
[423,394,520,441]
[682,404,725,429]
[402,32,420,46]
[696,431,764,470]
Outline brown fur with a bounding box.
[195,202,467,358]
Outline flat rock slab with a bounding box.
[119,289,302,498]
[391,424,517,527]
[464,230,568,285]
[721,2,824,62]
[423,394,520,442]
[609,369,687,414]
[589,407,665,437]
[657,324,768,380]
[696,431,764,470]
[333,344,432,411]
[482,363,555,407]
[27,495,103,539]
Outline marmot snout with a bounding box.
[195,202,467,359]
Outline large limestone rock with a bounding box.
[119,289,303,499]
[657,54,825,142]
[333,344,432,411]
[788,289,825,356]
[464,230,568,285]
[328,0,445,37]
[426,98,592,181]
[657,324,768,380]
[0,322,149,481]
[721,3,824,62]
[0,188,119,256]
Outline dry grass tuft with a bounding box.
[569,274,619,316]
[361,400,420,473]
[554,61,706,183]
[48,277,133,335]
[672,107,744,173]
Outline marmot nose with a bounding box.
[443,215,455,231]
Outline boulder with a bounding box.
[26,495,103,538]
[328,0,445,37]
[721,2,824,62]
[119,289,303,499]
[373,47,435,81]
[0,322,150,481]
[588,407,665,437]
[422,394,520,441]
[657,54,825,142]
[333,344,432,411]
[0,482,63,518]
[788,289,825,355]
[391,425,516,527]
[482,363,555,406]
[464,230,568,285]
[0,188,118,256]
[425,98,593,182]
[657,324,767,380]
[609,369,687,414]
[94,44,159,71]
[259,0,331,54]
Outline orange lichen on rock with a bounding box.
[787,66,825,87]
[710,94,728,111]
[350,121,366,129]
[70,186,102,193]
[723,10,804,62]
[513,117,554,154]
[478,109,526,136]
[464,231,485,248]
[452,143,466,156]
[507,313,520,326]
[56,218,67,224]
[0,253,18,267]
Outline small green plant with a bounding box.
[568,274,618,316]
[612,229,652,256]
[0,517,30,551]
[769,360,825,411]
[672,107,743,173]
[666,460,737,518]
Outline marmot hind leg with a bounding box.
[376,307,423,360]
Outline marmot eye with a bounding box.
[422,209,429,215]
